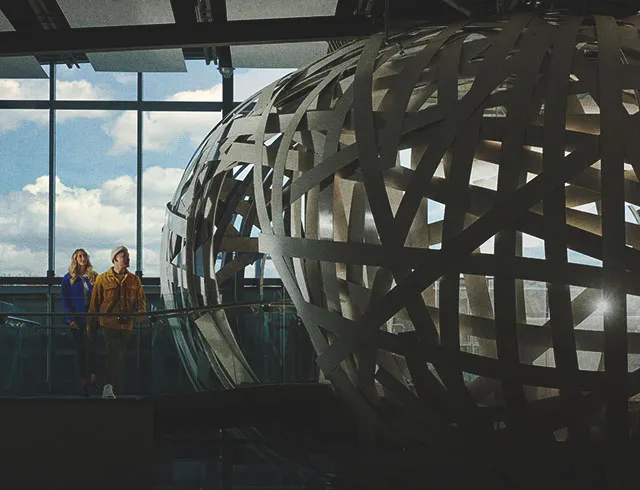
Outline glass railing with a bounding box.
[0,300,347,490]
[0,294,319,397]
[0,300,26,314]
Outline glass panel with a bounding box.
[55,110,137,275]
[0,288,312,395]
[234,68,295,101]
[0,109,49,276]
[143,59,222,101]
[55,63,136,100]
[142,111,220,276]
[0,66,50,100]
[0,302,193,396]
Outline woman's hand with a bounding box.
[70,320,78,329]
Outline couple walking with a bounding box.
[60,246,146,398]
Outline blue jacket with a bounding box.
[61,272,95,326]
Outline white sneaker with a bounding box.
[102,384,116,399]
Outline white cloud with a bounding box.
[56,80,111,101]
[141,247,161,276]
[56,80,112,121]
[0,243,48,276]
[0,76,127,136]
[103,82,225,155]
[0,79,112,134]
[0,109,48,133]
[104,110,219,154]
[168,87,222,102]
[100,175,136,208]
[0,167,183,276]
[102,69,295,155]
[0,79,49,100]
[234,69,295,100]
[102,110,136,153]
[143,166,183,208]
[112,73,137,85]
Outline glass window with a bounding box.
[0,109,49,276]
[55,110,137,276]
[143,60,222,102]
[233,68,295,101]
[142,111,220,276]
[56,63,136,101]
[0,65,50,100]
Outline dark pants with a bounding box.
[101,328,131,389]
[70,324,94,380]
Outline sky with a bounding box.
[0,61,293,276]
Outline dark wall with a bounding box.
[0,398,154,489]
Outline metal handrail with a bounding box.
[2,315,40,326]
[0,299,295,320]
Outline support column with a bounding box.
[136,73,143,394]
[136,72,143,278]
[46,62,57,393]
[47,62,56,283]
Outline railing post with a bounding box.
[149,314,155,396]
[46,273,54,394]
[136,318,141,395]
[219,429,233,490]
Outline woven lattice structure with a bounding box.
[162,12,640,445]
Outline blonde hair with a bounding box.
[68,248,97,285]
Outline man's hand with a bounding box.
[70,320,78,329]
[86,329,95,342]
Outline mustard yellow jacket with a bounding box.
[87,267,146,334]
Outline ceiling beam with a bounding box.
[0,15,378,58]
[209,0,231,69]
[169,0,198,25]
[0,1,43,30]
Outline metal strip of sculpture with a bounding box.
[162,12,640,451]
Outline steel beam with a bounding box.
[0,16,377,58]
[0,99,227,111]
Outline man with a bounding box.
[88,246,146,399]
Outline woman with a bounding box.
[61,248,98,395]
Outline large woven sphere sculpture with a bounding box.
[163,12,640,445]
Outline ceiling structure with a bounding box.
[56,0,187,72]
[0,9,48,78]
[0,0,638,77]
